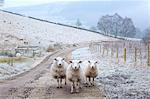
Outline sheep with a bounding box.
[50,57,68,88]
[16,52,22,57]
[84,60,98,87]
[66,60,82,93]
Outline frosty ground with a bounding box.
[0,53,51,80]
[72,47,150,99]
[0,49,106,99]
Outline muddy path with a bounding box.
[0,48,106,99]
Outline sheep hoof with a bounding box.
[60,86,62,88]
[89,85,91,87]
[85,83,88,87]
[57,86,59,88]
[79,86,82,89]
[71,91,74,94]
[65,82,67,85]
[76,90,79,93]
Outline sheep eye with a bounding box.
[88,61,90,63]
[62,58,65,60]
[79,61,82,63]
[95,61,98,64]
[54,58,57,61]
[69,61,72,63]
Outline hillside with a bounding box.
[3,1,150,30]
[0,10,118,48]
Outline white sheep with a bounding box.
[66,60,82,93]
[16,52,22,57]
[50,57,68,88]
[84,60,98,87]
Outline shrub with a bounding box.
[46,45,55,52]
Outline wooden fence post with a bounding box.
[100,45,101,54]
[124,48,126,64]
[106,48,108,56]
[147,44,150,66]
[139,48,142,65]
[135,47,137,63]
[111,48,114,57]
[102,47,105,56]
[116,48,119,64]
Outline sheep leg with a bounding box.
[86,77,88,84]
[92,77,95,86]
[71,82,74,94]
[79,81,82,89]
[85,77,88,87]
[75,81,80,93]
[89,77,91,87]
[57,78,59,88]
[64,77,67,85]
[60,78,62,88]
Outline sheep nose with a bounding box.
[92,66,94,68]
[75,67,77,69]
[59,64,61,66]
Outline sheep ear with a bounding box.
[88,61,90,63]
[79,61,82,63]
[69,61,72,63]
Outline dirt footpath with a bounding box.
[0,49,106,99]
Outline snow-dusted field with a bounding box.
[71,47,150,99]
[0,58,33,80]
[0,53,51,80]
[0,10,118,48]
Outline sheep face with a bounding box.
[54,57,65,68]
[88,61,98,69]
[70,60,82,71]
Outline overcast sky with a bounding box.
[3,0,86,8]
[3,0,150,8]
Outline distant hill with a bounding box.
[3,1,150,31]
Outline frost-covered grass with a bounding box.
[0,57,27,63]
[0,11,118,48]
[0,57,33,79]
[71,47,150,99]
[0,53,50,80]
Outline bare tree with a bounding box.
[121,17,136,37]
[97,15,112,35]
[76,19,82,28]
[97,13,136,37]
[143,27,150,44]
